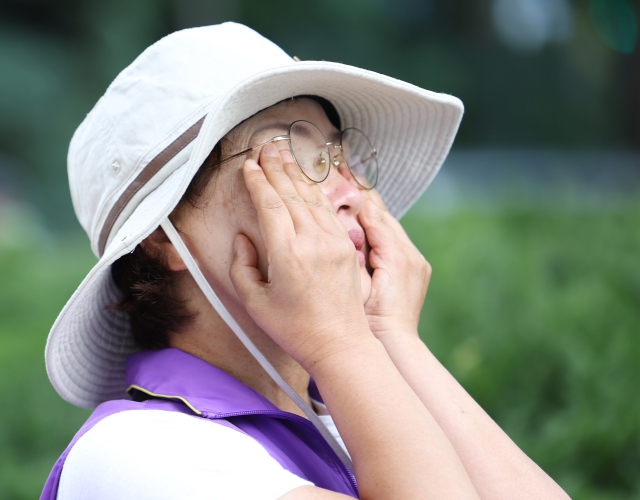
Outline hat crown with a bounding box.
[68,23,293,256]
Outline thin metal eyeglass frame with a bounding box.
[327,127,378,189]
[213,121,378,189]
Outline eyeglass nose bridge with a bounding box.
[326,142,344,167]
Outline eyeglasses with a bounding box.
[215,120,378,189]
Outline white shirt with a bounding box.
[58,403,347,500]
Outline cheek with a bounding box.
[191,167,263,283]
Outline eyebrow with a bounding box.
[326,129,341,143]
[248,122,290,146]
[248,121,341,145]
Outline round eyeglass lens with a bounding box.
[341,128,378,189]
[289,121,331,183]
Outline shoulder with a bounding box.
[58,409,312,500]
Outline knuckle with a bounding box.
[280,192,303,206]
[303,196,324,209]
[247,170,267,183]
[316,237,352,264]
[262,198,286,212]
[268,161,285,173]
[422,258,432,278]
[413,251,427,267]
[336,238,355,259]
[284,162,302,176]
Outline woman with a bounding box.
[41,23,569,499]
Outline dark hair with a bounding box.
[111,96,340,350]
[110,141,224,350]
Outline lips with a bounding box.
[346,227,366,266]
[347,228,365,251]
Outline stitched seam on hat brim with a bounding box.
[97,116,206,256]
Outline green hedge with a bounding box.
[1,205,638,499]
[405,206,640,499]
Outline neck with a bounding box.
[169,280,311,417]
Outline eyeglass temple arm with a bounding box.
[360,151,377,163]
[330,144,378,164]
[216,136,291,166]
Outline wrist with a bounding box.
[368,318,421,341]
[303,332,383,380]
[375,328,425,349]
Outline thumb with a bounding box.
[229,234,266,306]
[360,189,412,249]
[359,191,394,250]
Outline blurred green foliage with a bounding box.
[406,206,640,499]
[0,0,638,226]
[0,233,94,500]
[1,1,639,499]
[1,205,639,499]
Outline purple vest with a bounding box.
[40,348,358,499]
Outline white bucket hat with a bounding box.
[46,22,463,436]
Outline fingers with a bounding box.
[278,148,345,235]
[242,155,297,250]
[363,187,387,211]
[245,141,345,240]
[229,234,267,306]
[359,188,412,250]
[257,143,317,232]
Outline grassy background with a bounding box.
[1,205,639,499]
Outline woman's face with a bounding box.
[175,98,372,311]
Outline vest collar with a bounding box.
[126,348,282,417]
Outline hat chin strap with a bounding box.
[160,219,354,473]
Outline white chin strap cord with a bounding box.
[161,219,354,473]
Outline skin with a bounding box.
[142,99,570,500]
[147,100,373,411]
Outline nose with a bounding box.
[320,154,363,218]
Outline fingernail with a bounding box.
[280,149,293,163]
[245,159,261,170]
[263,143,278,157]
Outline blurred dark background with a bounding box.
[0,0,638,225]
[0,1,639,499]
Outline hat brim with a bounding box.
[46,61,463,408]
